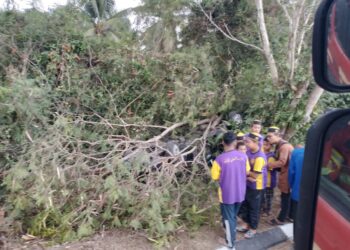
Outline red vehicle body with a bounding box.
[314,0,350,248]
[314,122,350,249]
[314,197,350,249]
[327,3,350,84]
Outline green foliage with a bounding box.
[319,92,350,111]
[133,0,190,53]
[0,0,345,245]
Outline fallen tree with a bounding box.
[4,114,223,242]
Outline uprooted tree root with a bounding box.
[3,115,221,243]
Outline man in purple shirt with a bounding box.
[211,132,250,249]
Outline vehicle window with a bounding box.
[320,115,350,221]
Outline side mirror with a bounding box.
[295,109,350,249]
[296,0,350,248]
[313,0,350,92]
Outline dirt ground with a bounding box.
[0,191,293,250]
[1,227,293,250]
[269,240,293,250]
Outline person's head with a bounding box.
[236,141,247,153]
[251,120,262,134]
[236,132,245,142]
[263,137,273,152]
[222,132,236,151]
[266,126,282,144]
[245,132,260,152]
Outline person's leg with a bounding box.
[220,203,225,228]
[277,192,286,221]
[238,193,250,230]
[292,200,298,221]
[248,189,262,230]
[232,202,241,246]
[266,188,274,215]
[222,203,241,248]
[277,192,290,222]
[243,189,262,238]
[288,199,294,221]
[290,199,298,237]
[261,189,266,213]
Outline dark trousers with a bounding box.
[221,203,241,248]
[290,199,298,221]
[239,188,263,229]
[290,199,298,236]
[261,187,274,214]
[277,192,291,222]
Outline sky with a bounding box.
[0,0,141,12]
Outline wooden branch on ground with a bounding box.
[146,117,213,143]
[75,119,168,130]
[146,121,187,143]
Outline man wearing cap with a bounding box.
[237,132,267,239]
[211,132,250,249]
[266,127,294,225]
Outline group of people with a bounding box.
[210,120,305,249]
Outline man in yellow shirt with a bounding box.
[237,133,267,239]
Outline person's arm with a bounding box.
[211,160,221,181]
[288,151,296,187]
[248,157,264,179]
[246,159,251,176]
[268,144,291,169]
[268,157,276,170]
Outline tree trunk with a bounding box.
[290,81,310,108]
[288,0,307,82]
[290,60,312,108]
[303,85,325,123]
[255,0,279,86]
[294,0,317,68]
[283,127,295,141]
